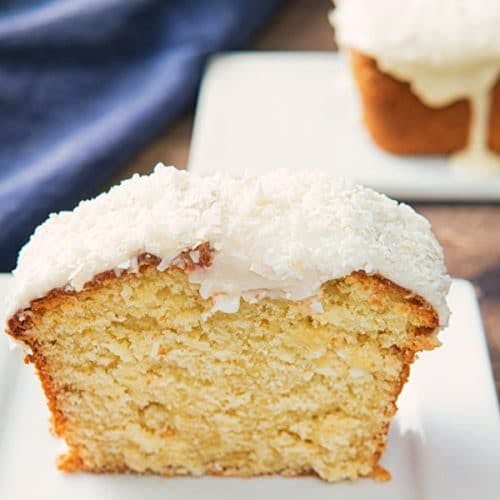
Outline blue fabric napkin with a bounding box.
[0,0,284,271]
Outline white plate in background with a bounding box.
[188,52,500,200]
[0,275,499,499]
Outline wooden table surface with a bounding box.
[115,0,500,397]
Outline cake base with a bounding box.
[350,50,500,155]
[8,256,438,483]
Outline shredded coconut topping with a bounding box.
[5,165,450,324]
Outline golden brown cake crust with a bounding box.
[6,246,439,482]
[350,50,500,155]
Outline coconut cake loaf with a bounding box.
[330,0,500,171]
[5,165,450,482]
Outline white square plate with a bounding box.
[1,275,499,499]
[188,53,500,200]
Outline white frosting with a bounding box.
[5,165,450,325]
[331,0,500,171]
[332,0,500,68]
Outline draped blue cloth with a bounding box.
[0,0,283,271]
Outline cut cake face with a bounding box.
[4,165,450,482]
